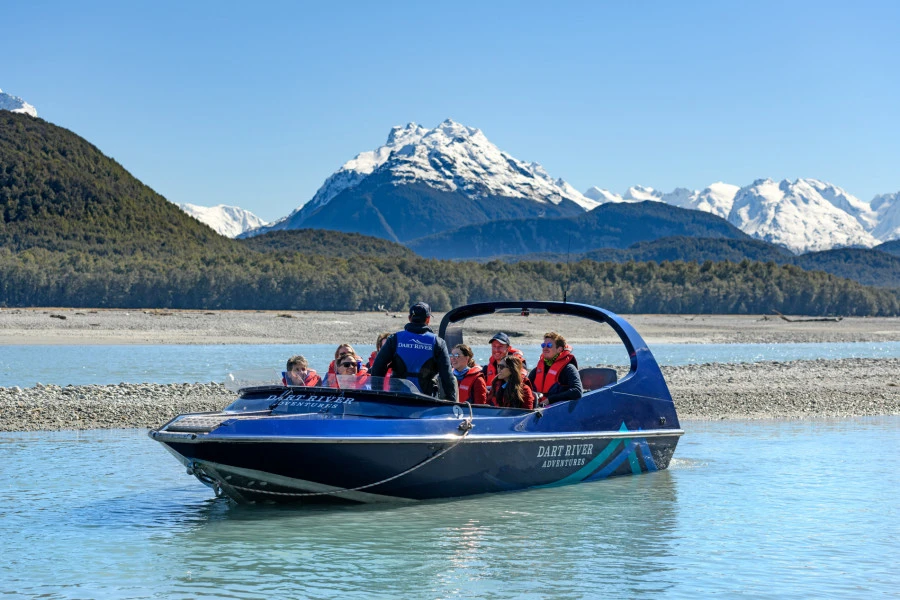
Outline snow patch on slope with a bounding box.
[179,203,268,238]
[0,89,37,117]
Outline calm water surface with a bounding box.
[1,417,897,598]
[3,341,900,387]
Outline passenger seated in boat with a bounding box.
[368,332,392,372]
[283,355,322,387]
[529,332,583,407]
[488,355,534,410]
[323,351,371,388]
[485,332,527,386]
[325,343,357,380]
[450,344,488,405]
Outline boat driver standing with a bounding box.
[371,302,457,402]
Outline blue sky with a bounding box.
[5,1,899,221]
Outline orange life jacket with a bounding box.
[533,349,576,394]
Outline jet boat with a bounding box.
[150,301,683,503]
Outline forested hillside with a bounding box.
[876,240,900,257]
[0,113,240,258]
[239,229,416,259]
[406,201,752,259]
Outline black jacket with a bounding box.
[527,362,583,404]
[371,322,457,401]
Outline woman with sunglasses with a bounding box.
[325,351,370,388]
[529,332,583,407]
[325,343,357,381]
[449,344,488,405]
[489,355,534,410]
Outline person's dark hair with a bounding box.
[543,331,566,349]
[453,344,476,368]
[501,355,525,408]
[286,355,308,371]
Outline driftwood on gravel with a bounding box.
[771,309,842,323]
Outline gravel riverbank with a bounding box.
[1,358,897,432]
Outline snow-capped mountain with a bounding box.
[871,192,900,242]
[660,183,740,219]
[727,179,877,253]
[585,178,899,250]
[584,187,624,203]
[255,119,599,239]
[623,185,663,202]
[0,89,37,117]
[179,203,268,238]
[802,178,878,231]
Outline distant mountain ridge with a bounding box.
[406,201,752,259]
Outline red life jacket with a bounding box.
[489,378,535,410]
[458,365,487,404]
[486,346,525,386]
[303,369,322,386]
[326,366,369,388]
[283,368,321,386]
[533,349,576,394]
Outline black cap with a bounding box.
[409,301,431,323]
[489,332,511,346]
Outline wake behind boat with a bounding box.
[149,301,684,504]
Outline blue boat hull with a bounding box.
[155,428,680,503]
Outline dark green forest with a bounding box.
[2,248,897,316]
[1,112,899,316]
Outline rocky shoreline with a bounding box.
[1,358,897,432]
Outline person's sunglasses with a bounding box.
[338,361,358,369]
[449,353,462,358]
[541,342,555,348]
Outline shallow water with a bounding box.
[1,417,897,598]
[3,341,900,387]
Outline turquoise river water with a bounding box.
[1,418,897,598]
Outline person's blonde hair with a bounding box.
[334,343,356,359]
[375,332,391,350]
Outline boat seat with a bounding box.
[579,367,617,391]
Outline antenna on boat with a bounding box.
[562,235,572,303]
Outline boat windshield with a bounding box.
[319,374,421,394]
[225,369,422,396]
